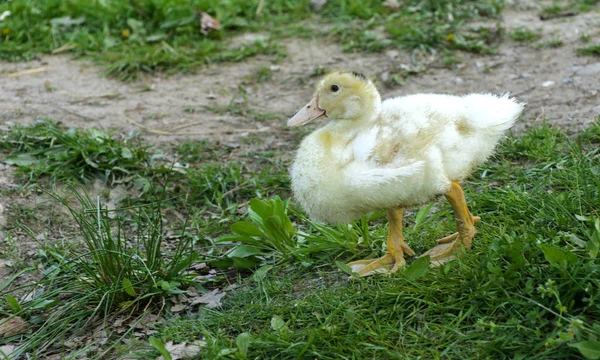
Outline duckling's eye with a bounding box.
[330,85,340,92]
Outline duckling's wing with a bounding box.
[350,161,425,188]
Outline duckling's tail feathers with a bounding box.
[351,161,425,188]
[462,93,525,132]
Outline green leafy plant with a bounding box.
[215,197,380,269]
[570,341,600,359]
[215,197,297,269]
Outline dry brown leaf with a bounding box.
[64,336,85,349]
[185,287,201,297]
[0,259,13,268]
[0,344,15,358]
[383,0,400,11]
[190,289,226,308]
[197,11,221,35]
[45,354,62,360]
[0,316,28,338]
[91,326,108,346]
[135,313,163,330]
[157,340,206,360]
[310,0,327,10]
[171,303,187,312]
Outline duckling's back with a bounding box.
[380,93,524,181]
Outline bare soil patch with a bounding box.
[1,7,599,144]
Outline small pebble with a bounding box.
[576,63,600,75]
[385,50,400,59]
[541,81,555,87]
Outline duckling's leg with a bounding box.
[421,181,480,265]
[347,208,415,277]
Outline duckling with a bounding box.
[288,71,524,276]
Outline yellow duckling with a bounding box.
[288,71,524,276]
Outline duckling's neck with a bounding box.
[327,104,381,133]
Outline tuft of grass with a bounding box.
[577,44,600,56]
[0,186,199,358]
[541,0,600,17]
[581,33,591,43]
[247,65,274,83]
[383,3,504,55]
[534,37,564,49]
[153,119,600,359]
[0,120,152,185]
[509,27,542,43]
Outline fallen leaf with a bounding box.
[0,316,28,337]
[0,344,15,357]
[157,340,206,360]
[91,325,109,346]
[190,289,226,308]
[383,0,400,11]
[197,11,221,35]
[45,354,63,360]
[64,336,85,349]
[310,0,327,10]
[105,185,129,218]
[185,287,201,297]
[50,16,85,27]
[0,259,13,268]
[171,303,187,312]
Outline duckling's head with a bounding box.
[288,71,381,127]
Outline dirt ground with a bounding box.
[2,3,600,144]
[1,3,600,280]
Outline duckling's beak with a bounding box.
[288,96,326,127]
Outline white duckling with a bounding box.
[288,71,524,276]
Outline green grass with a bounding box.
[1,187,199,358]
[0,0,504,79]
[509,27,541,43]
[1,120,600,358]
[152,121,600,359]
[534,37,564,49]
[0,120,153,185]
[540,0,600,18]
[577,44,600,57]
[0,121,290,229]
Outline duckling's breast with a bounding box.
[290,127,379,224]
